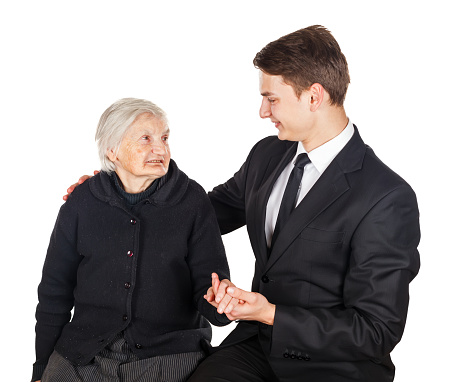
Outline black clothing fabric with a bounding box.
[42,334,204,382]
[110,171,160,206]
[188,336,279,382]
[205,127,420,381]
[33,160,230,381]
[271,152,310,247]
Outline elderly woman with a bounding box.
[32,98,231,382]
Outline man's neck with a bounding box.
[302,107,349,152]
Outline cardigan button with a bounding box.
[122,315,128,321]
[130,219,136,225]
[125,282,131,289]
[135,343,142,349]
[127,251,133,257]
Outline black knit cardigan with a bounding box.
[33,160,230,380]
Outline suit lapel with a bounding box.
[266,157,350,272]
[265,126,366,272]
[249,142,297,272]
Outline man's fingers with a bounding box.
[63,182,80,200]
[67,182,79,193]
[227,287,252,303]
[64,174,97,201]
[216,293,233,314]
[78,175,91,184]
[223,297,240,314]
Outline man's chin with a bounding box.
[277,131,296,142]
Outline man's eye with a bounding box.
[140,136,151,141]
[268,98,275,104]
[162,136,169,142]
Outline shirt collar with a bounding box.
[294,119,354,174]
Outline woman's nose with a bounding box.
[151,142,167,154]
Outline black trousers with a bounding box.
[188,336,280,382]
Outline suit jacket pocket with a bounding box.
[299,227,345,244]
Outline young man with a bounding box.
[188,25,420,382]
[64,26,420,382]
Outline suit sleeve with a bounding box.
[208,140,261,234]
[33,200,81,381]
[271,184,420,361]
[187,186,231,326]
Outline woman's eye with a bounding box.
[141,136,150,141]
[162,136,169,142]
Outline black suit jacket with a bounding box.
[208,128,420,382]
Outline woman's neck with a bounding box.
[114,168,156,194]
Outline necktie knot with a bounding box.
[294,153,311,170]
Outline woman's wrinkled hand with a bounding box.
[204,273,244,315]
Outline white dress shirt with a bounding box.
[265,120,355,247]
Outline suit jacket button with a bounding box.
[135,343,142,349]
[261,275,269,283]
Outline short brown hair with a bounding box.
[253,25,350,106]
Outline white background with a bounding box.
[1,1,451,380]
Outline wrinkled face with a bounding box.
[259,71,313,141]
[108,112,170,182]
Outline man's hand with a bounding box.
[63,171,99,200]
[204,273,276,325]
[225,287,276,325]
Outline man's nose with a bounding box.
[259,99,271,119]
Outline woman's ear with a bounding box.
[106,149,117,163]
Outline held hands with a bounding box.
[205,273,276,325]
[63,171,99,200]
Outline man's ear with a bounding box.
[308,83,325,112]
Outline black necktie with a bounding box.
[271,153,311,248]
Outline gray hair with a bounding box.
[95,98,168,173]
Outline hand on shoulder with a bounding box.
[63,171,99,201]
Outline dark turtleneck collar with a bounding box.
[89,160,189,208]
[109,172,159,207]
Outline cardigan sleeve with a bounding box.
[32,199,81,381]
[186,183,231,326]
